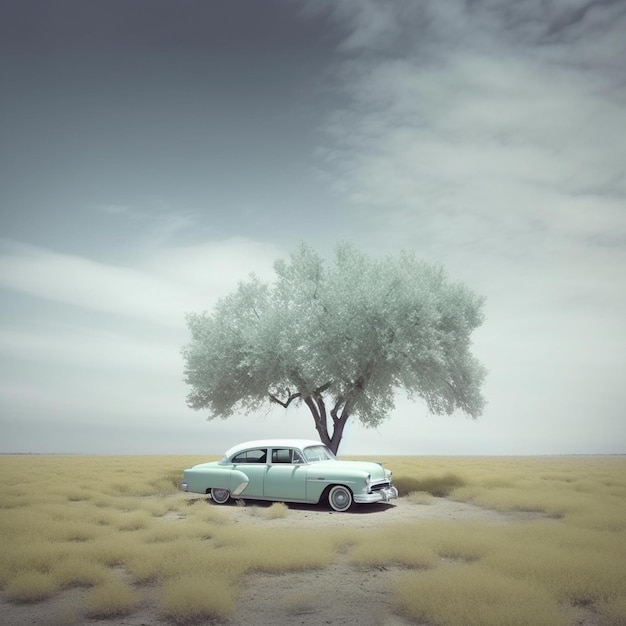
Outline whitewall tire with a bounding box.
[328,485,353,512]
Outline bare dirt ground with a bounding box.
[1,497,601,626]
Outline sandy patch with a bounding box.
[213,495,546,528]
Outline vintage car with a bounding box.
[180,439,398,512]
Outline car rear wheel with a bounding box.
[211,488,230,504]
[328,485,353,512]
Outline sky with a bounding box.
[1,0,625,456]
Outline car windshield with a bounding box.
[303,445,336,463]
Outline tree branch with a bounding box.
[314,380,332,395]
[269,390,301,408]
[305,395,332,449]
[330,397,346,425]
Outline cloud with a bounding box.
[2,1,624,455]
[307,0,626,454]
[139,238,282,296]
[0,238,283,328]
[0,326,176,372]
[317,1,626,231]
[97,203,198,247]
[0,236,291,451]
[315,0,626,302]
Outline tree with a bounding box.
[182,243,486,454]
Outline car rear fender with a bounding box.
[229,469,250,496]
[185,467,249,496]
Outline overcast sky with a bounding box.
[1,0,624,456]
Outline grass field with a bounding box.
[1,454,625,625]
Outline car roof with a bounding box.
[223,439,324,458]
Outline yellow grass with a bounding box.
[52,558,110,588]
[4,571,58,602]
[159,574,234,622]
[481,521,626,606]
[394,563,573,626]
[393,472,465,497]
[350,523,437,568]
[0,453,624,625]
[114,510,153,531]
[413,520,496,562]
[262,501,290,518]
[407,490,436,504]
[85,578,139,617]
[211,525,337,573]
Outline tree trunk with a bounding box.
[328,412,348,455]
[304,395,348,455]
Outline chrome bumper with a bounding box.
[354,485,399,504]
[180,482,189,492]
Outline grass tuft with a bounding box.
[212,527,336,574]
[263,502,290,519]
[407,491,436,505]
[52,559,109,588]
[394,472,466,497]
[159,575,234,622]
[394,563,572,626]
[350,523,437,569]
[5,572,58,602]
[85,578,139,617]
[115,511,153,532]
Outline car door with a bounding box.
[264,447,308,501]
[231,448,268,498]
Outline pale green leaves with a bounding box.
[182,243,486,432]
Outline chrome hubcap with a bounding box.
[331,488,350,509]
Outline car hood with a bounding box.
[308,459,389,480]
[189,460,220,470]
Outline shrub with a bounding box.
[394,473,466,497]
[349,523,436,569]
[408,491,436,505]
[419,521,496,562]
[85,579,139,617]
[218,528,336,574]
[5,572,58,602]
[483,522,626,607]
[159,575,234,622]
[263,502,289,519]
[394,563,572,626]
[52,559,109,588]
[115,511,153,532]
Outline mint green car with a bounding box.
[180,439,398,512]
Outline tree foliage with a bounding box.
[182,243,486,453]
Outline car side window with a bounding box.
[232,449,267,464]
[272,448,296,464]
[270,449,305,464]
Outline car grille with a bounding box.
[370,482,392,492]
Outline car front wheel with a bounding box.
[328,485,353,512]
[211,488,230,504]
